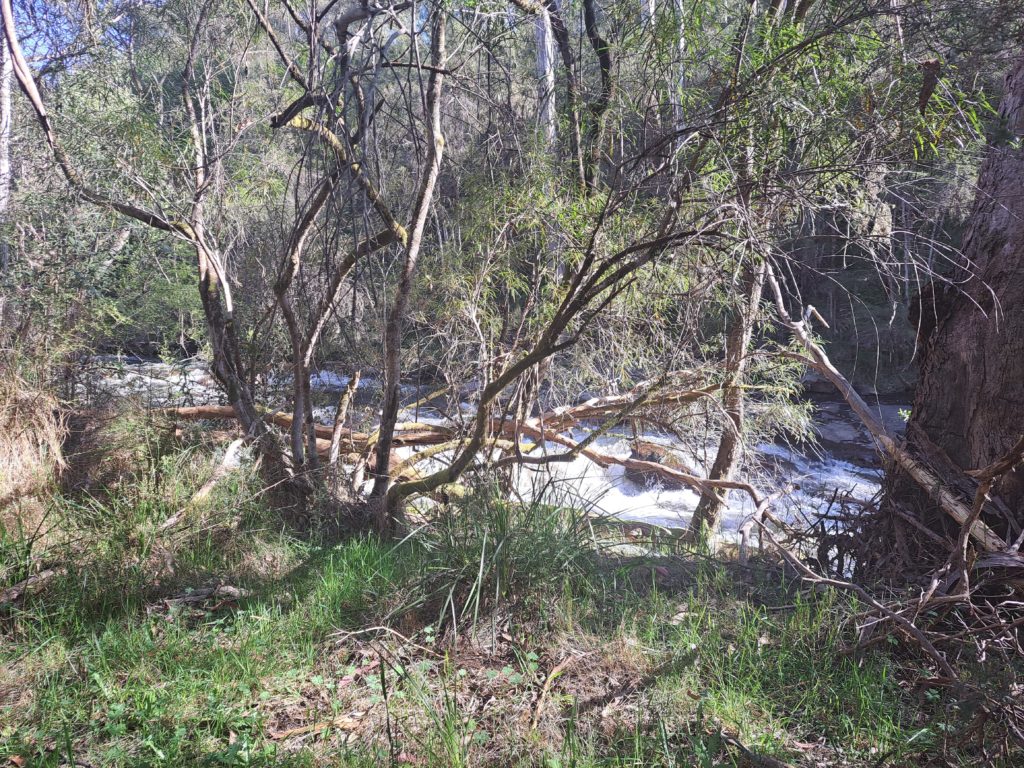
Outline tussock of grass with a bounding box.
[0,373,65,518]
[1,439,1017,766]
[408,486,599,630]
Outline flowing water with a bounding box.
[80,357,908,536]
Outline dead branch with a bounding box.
[510,420,764,503]
[329,372,361,466]
[158,438,246,532]
[764,262,1009,556]
[159,378,743,506]
[0,567,66,606]
[755,516,958,680]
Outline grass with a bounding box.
[0,434,1016,766]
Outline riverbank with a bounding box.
[0,473,961,767]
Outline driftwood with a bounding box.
[165,384,715,445]
[164,584,249,606]
[764,265,1010,556]
[533,385,720,433]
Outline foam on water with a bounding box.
[86,358,892,534]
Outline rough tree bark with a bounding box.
[900,53,1024,532]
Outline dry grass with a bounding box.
[0,372,66,524]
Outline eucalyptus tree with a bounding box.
[892,51,1024,555]
[4,0,1008,539]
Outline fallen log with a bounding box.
[162,380,718,455]
[0,567,66,606]
[538,384,720,432]
[165,405,455,448]
[160,381,741,505]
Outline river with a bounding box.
[78,356,908,537]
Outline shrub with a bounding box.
[410,485,599,628]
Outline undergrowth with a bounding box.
[1,430,1017,767]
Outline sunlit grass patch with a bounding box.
[0,455,1007,766]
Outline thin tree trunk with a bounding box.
[543,0,586,187]
[686,262,766,541]
[329,370,360,466]
[640,0,656,24]
[686,7,760,542]
[535,9,557,147]
[370,11,447,529]
[581,0,613,189]
[671,0,687,130]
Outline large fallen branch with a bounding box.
[508,420,765,503]
[158,438,246,532]
[166,405,454,448]
[163,378,718,453]
[534,383,721,432]
[764,263,1008,555]
[161,379,742,505]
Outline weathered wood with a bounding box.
[766,265,1009,555]
[0,568,65,606]
[162,379,733,511]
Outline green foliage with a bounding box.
[3,0,1023,763]
[2,432,1014,765]
[409,485,600,628]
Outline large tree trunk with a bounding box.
[900,54,1024,533]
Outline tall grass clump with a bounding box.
[411,484,600,628]
[0,371,66,511]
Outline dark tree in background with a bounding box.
[902,52,1024,535]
